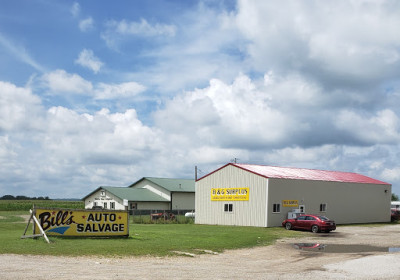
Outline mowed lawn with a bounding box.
[0,211,302,257]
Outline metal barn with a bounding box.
[195,163,391,227]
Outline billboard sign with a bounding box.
[211,188,249,201]
[34,208,129,237]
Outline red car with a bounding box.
[282,214,336,233]
[391,209,400,221]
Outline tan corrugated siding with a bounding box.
[267,178,391,225]
[196,165,268,227]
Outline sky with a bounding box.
[1,0,400,199]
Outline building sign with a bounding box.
[211,188,249,201]
[282,200,299,207]
[34,208,129,237]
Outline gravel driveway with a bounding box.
[2,224,400,279]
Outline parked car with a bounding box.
[282,214,336,233]
[91,205,103,210]
[391,209,400,221]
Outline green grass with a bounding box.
[0,211,302,257]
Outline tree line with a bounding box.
[0,195,50,200]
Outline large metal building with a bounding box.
[195,163,391,227]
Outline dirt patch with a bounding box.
[2,224,400,279]
[18,215,31,223]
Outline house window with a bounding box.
[272,203,281,213]
[101,191,105,196]
[110,202,115,209]
[103,202,107,209]
[320,203,327,212]
[224,203,233,212]
[93,202,97,207]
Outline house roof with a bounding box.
[82,186,170,202]
[198,163,390,185]
[128,177,195,192]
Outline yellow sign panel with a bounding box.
[34,208,129,237]
[211,188,249,201]
[282,200,299,207]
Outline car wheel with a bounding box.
[311,225,319,233]
[285,222,292,230]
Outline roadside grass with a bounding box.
[0,211,302,257]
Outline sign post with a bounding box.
[21,208,50,243]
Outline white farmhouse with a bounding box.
[83,177,195,211]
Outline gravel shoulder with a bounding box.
[2,224,400,279]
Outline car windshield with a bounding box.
[318,216,329,221]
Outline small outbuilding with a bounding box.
[195,163,391,227]
[83,177,195,212]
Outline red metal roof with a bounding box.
[199,163,390,185]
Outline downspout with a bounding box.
[265,178,269,227]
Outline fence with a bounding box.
[130,209,195,224]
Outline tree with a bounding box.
[0,195,15,200]
[392,193,399,201]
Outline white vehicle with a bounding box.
[391,201,400,209]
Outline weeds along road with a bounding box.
[2,224,400,279]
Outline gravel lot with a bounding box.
[2,224,400,279]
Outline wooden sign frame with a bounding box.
[21,208,50,243]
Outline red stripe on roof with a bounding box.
[198,163,390,185]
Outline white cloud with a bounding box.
[2,66,400,198]
[187,146,246,166]
[71,2,80,17]
[0,33,45,73]
[381,167,400,182]
[0,81,43,131]
[41,69,93,94]
[79,17,94,32]
[41,69,147,101]
[120,6,244,93]
[264,145,342,169]
[263,71,324,108]
[75,49,103,73]
[235,0,400,84]
[3,1,400,198]
[335,109,400,144]
[102,18,176,50]
[110,18,176,37]
[0,98,164,197]
[94,82,146,100]
[40,106,162,190]
[154,74,305,149]
[43,106,157,159]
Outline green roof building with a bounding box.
[83,177,195,211]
